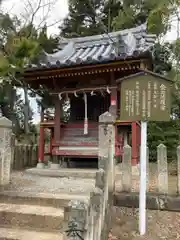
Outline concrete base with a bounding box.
[48,161,52,168]
[115,163,140,176]
[132,164,140,176]
[36,162,45,169]
[114,192,180,212]
[50,163,60,170]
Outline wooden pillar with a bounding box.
[109,88,117,116]
[110,88,117,106]
[54,97,61,142]
[38,107,45,163]
[109,72,117,116]
[49,128,53,156]
[131,121,138,165]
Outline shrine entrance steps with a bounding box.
[0,171,93,240]
[0,192,65,239]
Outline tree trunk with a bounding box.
[23,86,30,134]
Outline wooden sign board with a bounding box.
[119,72,173,121]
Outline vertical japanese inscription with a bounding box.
[128,90,132,117]
[125,90,129,112]
[125,89,135,117]
[131,90,135,116]
[135,81,140,116]
[160,84,166,111]
[147,81,151,118]
[142,90,146,118]
[153,81,158,108]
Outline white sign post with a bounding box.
[139,121,147,235]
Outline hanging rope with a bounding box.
[83,92,88,135]
[54,85,116,100]
[56,86,114,134]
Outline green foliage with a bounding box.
[112,0,180,35]
[148,120,180,161]
[60,0,124,37]
[0,12,58,138]
[60,0,103,37]
[153,42,172,74]
[38,25,59,54]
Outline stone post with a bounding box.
[122,145,132,192]
[32,144,38,167]
[157,144,168,194]
[0,117,12,186]
[63,200,88,240]
[98,111,116,170]
[11,133,15,169]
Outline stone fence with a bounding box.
[11,144,38,170]
[117,144,180,195]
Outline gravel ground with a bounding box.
[111,207,180,240]
[3,171,95,195]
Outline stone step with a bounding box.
[0,227,64,240]
[0,203,64,231]
[0,191,89,208]
[26,168,97,179]
[60,137,98,143]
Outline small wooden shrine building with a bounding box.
[22,23,156,167]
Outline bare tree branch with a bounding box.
[35,0,57,29]
[19,0,59,37]
[36,18,63,32]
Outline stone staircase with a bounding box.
[60,124,98,145]
[0,190,89,240]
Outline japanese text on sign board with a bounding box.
[121,75,171,121]
[124,81,167,119]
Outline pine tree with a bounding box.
[102,0,122,32]
[38,25,59,54]
[112,0,180,35]
[60,0,107,37]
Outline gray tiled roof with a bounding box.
[27,23,156,70]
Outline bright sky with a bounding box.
[2,0,69,36]
[1,0,178,123]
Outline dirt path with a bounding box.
[111,207,180,240]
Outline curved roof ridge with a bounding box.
[44,41,75,63]
[59,22,149,45]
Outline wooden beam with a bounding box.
[23,59,149,78]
